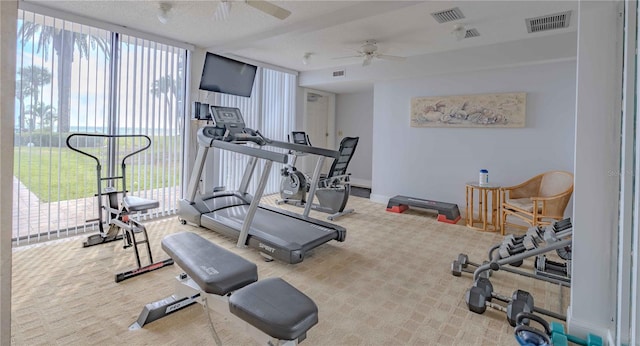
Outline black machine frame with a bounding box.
[66,133,173,282]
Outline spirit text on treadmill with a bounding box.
[259,243,276,253]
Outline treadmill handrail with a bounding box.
[212,140,288,164]
[267,140,340,159]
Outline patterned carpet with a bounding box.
[11,195,568,345]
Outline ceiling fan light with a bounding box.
[362,55,373,67]
[452,24,466,40]
[302,52,312,65]
[214,0,232,21]
[157,2,172,24]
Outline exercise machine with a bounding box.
[386,195,461,224]
[131,231,318,345]
[66,133,173,282]
[278,131,359,221]
[179,106,347,264]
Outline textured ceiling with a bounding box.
[24,0,579,73]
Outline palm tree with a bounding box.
[18,20,110,133]
[24,102,57,131]
[150,57,186,133]
[150,75,180,109]
[15,65,52,131]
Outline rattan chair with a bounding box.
[500,171,574,235]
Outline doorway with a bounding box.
[300,88,335,175]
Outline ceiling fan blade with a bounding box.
[377,54,406,62]
[213,1,232,20]
[332,55,362,60]
[245,0,291,20]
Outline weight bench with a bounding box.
[386,195,461,224]
[131,231,318,345]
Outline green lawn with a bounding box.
[14,137,181,203]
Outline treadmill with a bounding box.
[179,106,346,264]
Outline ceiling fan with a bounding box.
[214,0,291,21]
[334,40,406,67]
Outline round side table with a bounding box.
[465,182,501,232]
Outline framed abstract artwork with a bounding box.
[410,92,526,128]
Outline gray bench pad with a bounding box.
[229,277,319,340]
[161,232,258,295]
[123,196,159,212]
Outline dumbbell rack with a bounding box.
[451,219,573,287]
[478,225,572,286]
[455,219,574,328]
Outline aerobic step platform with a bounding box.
[386,195,461,224]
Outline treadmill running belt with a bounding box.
[201,205,340,263]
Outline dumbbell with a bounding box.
[498,243,519,258]
[534,255,571,278]
[465,278,508,314]
[542,220,572,243]
[497,244,525,266]
[451,260,490,278]
[514,312,553,346]
[552,218,572,232]
[503,225,545,249]
[526,225,546,241]
[522,235,540,251]
[451,254,491,277]
[502,234,526,247]
[556,245,572,260]
[514,312,603,346]
[456,253,477,268]
[466,278,537,327]
[507,290,535,326]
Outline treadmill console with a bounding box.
[210,106,245,128]
[200,106,266,145]
[290,131,311,146]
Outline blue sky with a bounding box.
[14,15,184,133]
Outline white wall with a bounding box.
[370,60,576,210]
[569,0,621,340]
[336,90,373,187]
[295,86,305,128]
[0,1,17,344]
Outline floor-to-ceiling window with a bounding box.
[12,9,187,245]
[205,66,296,195]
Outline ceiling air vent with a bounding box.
[332,70,346,78]
[526,11,571,33]
[431,7,465,24]
[465,28,480,39]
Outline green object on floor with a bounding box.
[549,321,603,346]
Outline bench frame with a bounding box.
[130,273,306,346]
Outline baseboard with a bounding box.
[349,178,371,188]
[369,193,389,205]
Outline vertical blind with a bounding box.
[13,9,187,245]
[206,67,296,195]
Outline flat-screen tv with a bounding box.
[199,52,257,98]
